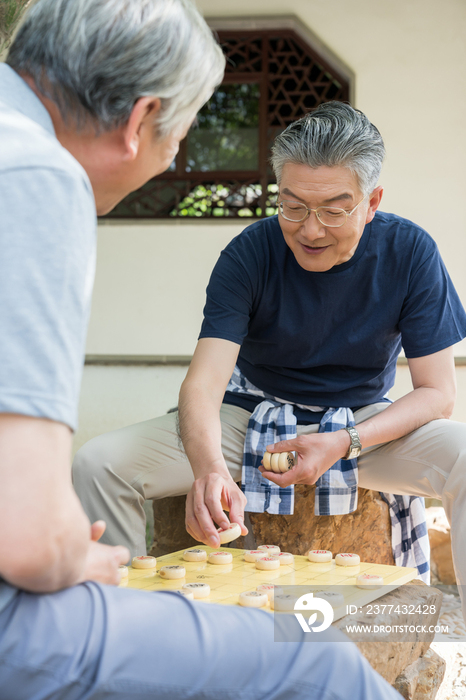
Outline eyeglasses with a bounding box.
[278,194,367,227]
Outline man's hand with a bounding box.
[179,338,248,546]
[78,520,130,586]
[259,431,351,488]
[260,348,457,492]
[185,473,248,547]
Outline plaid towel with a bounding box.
[227,365,430,583]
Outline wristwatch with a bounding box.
[343,427,362,460]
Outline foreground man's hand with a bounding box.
[79,520,130,586]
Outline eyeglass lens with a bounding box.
[280,201,347,226]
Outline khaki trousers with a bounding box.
[72,403,466,619]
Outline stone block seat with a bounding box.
[149,485,394,564]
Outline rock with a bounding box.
[149,495,199,557]
[236,485,394,565]
[437,593,466,638]
[150,486,394,564]
[426,507,455,585]
[334,580,443,685]
[412,649,446,700]
[430,641,466,700]
[394,654,423,699]
[425,509,447,529]
[394,648,446,700]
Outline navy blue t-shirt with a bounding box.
[199,212,466,422]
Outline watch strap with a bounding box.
[343,426,362,460]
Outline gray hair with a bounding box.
[270,102,385,195]
[7,0,225,135]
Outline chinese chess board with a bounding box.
[121,547,418,622]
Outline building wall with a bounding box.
[87,220,241,356]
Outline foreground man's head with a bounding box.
[7,0,225,214]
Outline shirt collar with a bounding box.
[0,63,55,136]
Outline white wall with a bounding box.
[87,221,242,355]
[73,364,187,454]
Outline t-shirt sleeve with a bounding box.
[399,235,466,358]
[0,167,96,430]
[199,239,259,345]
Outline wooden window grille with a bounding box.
[104,29,350,220]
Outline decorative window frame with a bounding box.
[103,16,354,220]
[207,15,354,102]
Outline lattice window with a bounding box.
[104,29,349,220]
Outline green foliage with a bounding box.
[197,83,260,131]
[0,0,31,54]
[187,83,260,172]
[172,183,278,219]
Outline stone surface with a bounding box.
[236,485,395,565]
[414,650,447,700]
[335,580,443,685]
[151,486,394,564]
[149,495,199,557]
[394,654,423,699]
[426,507,455,585]
[394,648,446,700]
[431,641,466,700]
[436,589,466,639]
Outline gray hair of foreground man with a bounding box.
[271,102,385,195]
[7,0,225,136]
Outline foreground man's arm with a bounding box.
[178,337,248,547]
[263,346,456,486]
[0,414,129,592]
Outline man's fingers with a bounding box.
[227,491,248,536]
[205,488,230,532]
[185,490,207,543]
[259,468,296,488]
[232,517,248,537]
[90,519,106,542]
[185,477,245,547]
[260,463,321,487]
[228,511,248,537]
[196,501,222,547]
[113,545,130,566]
[266,439,298,453]
[185,523,200,542]
[185,495,204,543]
[191,481,222,547]
[80,542,131,585]
[260,471,285,486]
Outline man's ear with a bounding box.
[122,96,162,161]
[365,185,383,224]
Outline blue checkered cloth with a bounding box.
[226,365,430,583]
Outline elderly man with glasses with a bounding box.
[74,102,466,626]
